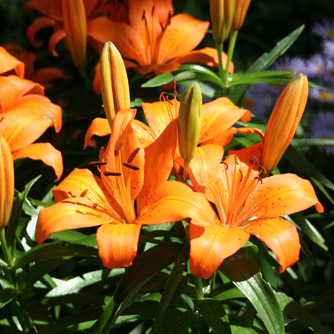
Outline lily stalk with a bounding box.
[100,42,130,128]
[178,83,202,180]
[62,0,87,68]
[261,74,308,175]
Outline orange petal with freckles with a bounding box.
[158,14,209,63]
[175,47,233,72]
[200,98,249,143]
[238,173,324,225]
[48,29,66,57]
[26,17,58,48]
[36,197,119,244]
[12,143,63,181]
[131,119,156,148]
[96,223,141,269]
[189,222,250,279]
[242,217,300,273]
[0,46,25,77]
[142,99,179,138]
[84,117,111,149]
[137,119,178,212]
[136,180,216,225]
[189,144,224,187]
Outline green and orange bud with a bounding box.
[62,0,87,68]
[100,42,130,128]
[231,0,251,32]
[261,74,308,175]
[0,137,14,229]
[178,83,202,180]
[210,0,236,44]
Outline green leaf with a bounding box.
[289,213,328,251]
[142,72,175,87]
[228,70,292,87]
[229,25,304,105]
[13,242,97,269]
[276,292,328,334]
[221,250,284,334]
[285,146,334,190]
[291,138,334,147]
[195,299,231,334]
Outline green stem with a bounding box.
[222,30,239,92]
[0,228,13,267]
[195,275,204,300]
[216,42,224,82]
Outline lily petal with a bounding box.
[36,197,118,244]
[12,143,63,181]
[26,16,58,48]
[96,223,141,268]
[238,173,324,225]
[131,119,156,148]
[242,217,300,273]
[189,222,250,278]
[0,46,25,77]
[136,180,216,225]
[84,117,111,149]
[158,13,209,63]
[49,29,66,57]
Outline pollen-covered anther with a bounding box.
[88,161,107,167]
[123,162,140,170]
[127,148,140,163]
[104,171,122,176]
[80,189,88,197]
[114,142,123,156]
[239,170,244,182]
[259,165,267,176]
[220,161,228,169]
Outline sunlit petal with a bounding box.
[84,117,111,149]
[96,223,141,268]
[242,217,300,273]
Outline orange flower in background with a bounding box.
[36,109,210,268]
[88,0,233,76]
[0,74,63,180]
[84,93,252,186]
[4,42,67,90]
[0,137,14,229]
[25,0,113,67]
[189,154,324,279]
[0,46,24,77]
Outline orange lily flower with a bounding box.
[84,94,252,186]
[4,42,67,90]
[25,0,113,66]
[189,153,324,279]
[87,0,232,77]
[0,74,63,180]
[36,109,210,268]
[0,46,24,77]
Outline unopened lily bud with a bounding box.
[178,83,202,179]
[261,74,308,174]
[210,0,236,44]
[0,137,14,229]
[231,0,251,32]
[100,42,130,128]
[62,0,87,68]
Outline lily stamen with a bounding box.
[104,171,122,176]
[114,142,123,156]
[123,162,140,170]
[127,148,140,163]
[88,161,107,167]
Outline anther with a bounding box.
[123,162,140,170]
[250,155,258,166]
[127,148,140,163]
[239,169,244,182]
[0,117,4,123]
[220,161,228,169]
[151,5,155,16]
[259,165,267,175]
[88,161,107,167]
[104,171,122,176]
[114,142,123,156]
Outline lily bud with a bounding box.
[100,42,130,128]
[62,0,87,68]
[210,0,236,44]
[231,0,251,32]
[178,83,202,179]
[261,74,308,174]
[0,137,14,229]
